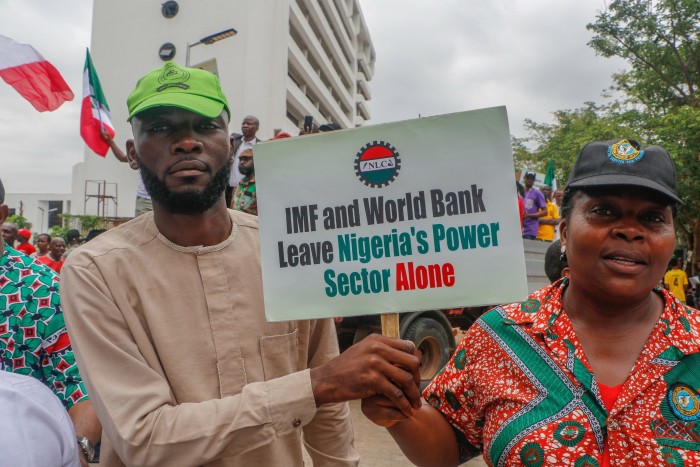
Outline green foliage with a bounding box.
[49,225,69,240]
[587,0,700,113]
[56,214,109,239]
[6,214,31,230]
[654,106,700,244]
[514,102,648,183]
[517,0,700,252]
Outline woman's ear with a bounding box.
[559,217,568,249]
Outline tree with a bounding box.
[588,0,700,265]
[517,0,700,267]
[6,214,32,230]
[587,0,700,112]
[513,102,647,182]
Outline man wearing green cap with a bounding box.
[61,62,421,467]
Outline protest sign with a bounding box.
[254,106,527,322]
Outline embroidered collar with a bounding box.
[504,279,700,356]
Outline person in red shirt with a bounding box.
[516,181,525,228]
[38,237,66,273]
[15,228,36,256]
[31,233,50,258]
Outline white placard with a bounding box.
[255,107,528,321]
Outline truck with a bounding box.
[335,239,551,387]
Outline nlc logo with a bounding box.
[354,141,401,188]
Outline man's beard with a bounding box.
[238,165,253,177]
[138,157,231,215]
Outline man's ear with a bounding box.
[125,139,139,170]
[0,204,8,225]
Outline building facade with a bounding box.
[71,0,375,218]
[3,193,71,236]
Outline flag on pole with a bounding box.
[80,49,114,157]
[543,159,557,192]
[0,35,74,112]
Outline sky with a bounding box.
[0,0,626,194]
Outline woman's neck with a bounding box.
[562,281,662,335]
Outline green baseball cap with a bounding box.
[127,61,230,121]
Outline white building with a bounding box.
[3,193,71,235]
[70,0,376,218]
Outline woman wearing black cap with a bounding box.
[363,139,698,466]
[62,228,81,259]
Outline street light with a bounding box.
[185,28,237,67]
[38,207,58,233]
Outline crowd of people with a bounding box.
[517,170,564,242]
[1,61,699,467]
[102,99,331,220]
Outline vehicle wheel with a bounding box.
[403,318,451,389]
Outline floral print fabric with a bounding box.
[0,245,87,409]
[425,279,700,466]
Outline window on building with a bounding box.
[48,201,62,228]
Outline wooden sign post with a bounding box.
[381,313,400,339]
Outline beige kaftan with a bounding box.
[61,210,358,466]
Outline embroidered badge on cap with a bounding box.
[157,63,191,92]
[607,139,645,164]
[668,383,700,421]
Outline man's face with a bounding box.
[1,222,17,245]
[541,186,552,200]
[49,238,66,259]
[554,190,564,205]
[241,117,258,138]
[238,149,254,177]
[128,106,233,215]
[524,175,535,189]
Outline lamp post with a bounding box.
[185,28,238,67]
[38,207,58,233]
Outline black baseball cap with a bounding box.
[566,139,681,204]
[524,171,536,179]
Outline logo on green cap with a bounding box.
[156,63,191,92]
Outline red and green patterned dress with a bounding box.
[0,245,87,409]
[425,279,700,466]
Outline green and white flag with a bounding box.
[544,159,556,191]
[80,49,114,157]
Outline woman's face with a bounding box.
[560,187,676,300]
[36,235,50,252]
